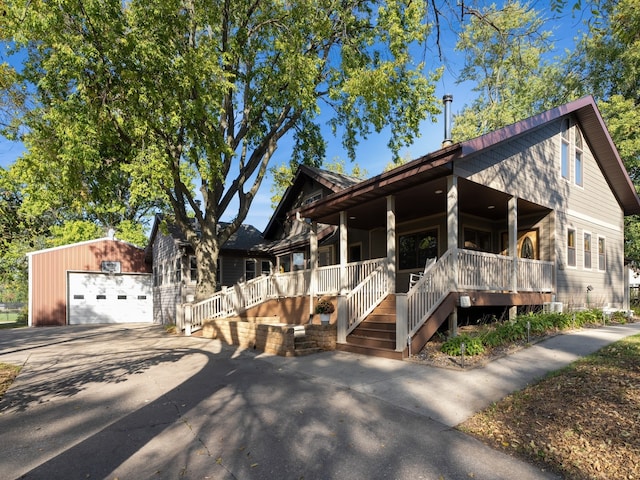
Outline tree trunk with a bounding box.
[194,239,220,301]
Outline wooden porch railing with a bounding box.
[181,258,387,333]
[399,248,554,351]
[338,262,389,343]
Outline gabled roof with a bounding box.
[145,214,268,262]
[27,236,143,257]
[262,164,362,238]
[296,95,640,224]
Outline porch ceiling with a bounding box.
[309,177,548,230]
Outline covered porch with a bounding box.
[294,149,556,357]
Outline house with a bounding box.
[27,235,152,326]
[186,95,640,359]
[262,165,362,271]
[145,215,272,325]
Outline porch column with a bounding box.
[508,196,518,292]
[387,195,396,293]
[340,211,348,294]
[309,221,318,321]
[447,176,459,290]
[338,211,348,344]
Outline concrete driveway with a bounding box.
[3,322,635,479]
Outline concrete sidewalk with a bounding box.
[0,321,638,479]
[260,321,640,426]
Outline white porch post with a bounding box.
[387,195,396,293]
[309,221,318,321]
[340,211,348,294]
[337,211,348,343]
[447,176,459,290]
[509,196,518,292]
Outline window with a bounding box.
[561,118,570,180]
[245,259,256,280]
[567,228,576,267]
[399,229,438,270]
[175,258,181,283]
[189,256,197,282]
[584,232,592,269]
[318,246,333,267]
[261,261,271,275]
[575,128,583,186]
[349,244,362,262]
[303,191,322,205]
[598,237,606,271]
[464,228,492,252]
[117,295,127,300]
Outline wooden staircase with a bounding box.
[336,295,404,360]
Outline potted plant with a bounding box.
[315,298,334,325]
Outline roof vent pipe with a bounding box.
[442,94,453,147]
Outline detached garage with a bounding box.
[27,237,152,326]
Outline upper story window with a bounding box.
[561,118,570,180]
[303,191,322,205]
[575,128,584,187]
[567,228,577,267]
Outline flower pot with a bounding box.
[320,313,330,325]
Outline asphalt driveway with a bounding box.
[3,322,636,479]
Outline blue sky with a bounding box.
[0,1,585,233]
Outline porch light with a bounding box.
[435,189,443,194]
[487,205,495,210]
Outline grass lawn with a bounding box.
[0,312,27,329]
[459,333,640,479]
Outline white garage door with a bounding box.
[68,272,153,324]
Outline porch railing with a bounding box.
[400,248,554,350]
[316,258,386,294]
[182,257,387,333]
[342,262,389,339]
[406,249,454,337]
[517,257,554,292]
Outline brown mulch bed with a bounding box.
[408,324,554,370]
[454,333,640,479]
[0,362,20,399]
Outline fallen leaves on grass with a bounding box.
[459,334,640,480]
[0,362,21,399]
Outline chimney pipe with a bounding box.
[442,94,453,147]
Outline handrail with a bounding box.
[406,249,454,337]
[344,263,389,336]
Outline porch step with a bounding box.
[294,336,322,356]
[341,295,401,359]
[336,342,403,360]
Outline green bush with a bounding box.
[441,334,485,356]
[441,309,622,356]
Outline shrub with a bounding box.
[441,334,485,356]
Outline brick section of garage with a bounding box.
[27,238,151,327]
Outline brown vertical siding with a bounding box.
[29,239,150,327]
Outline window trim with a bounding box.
[574,127,584,187]
[397,227,439,271]
[567,228,577,268]
[561,118,571,181]
[598,236,606,271]
[583,231,592,270]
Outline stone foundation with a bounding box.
[201,317,336,356]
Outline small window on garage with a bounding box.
[138,295,147,300]
[117,295,127,300]
[73,294,84,300]
[96,294,107,300]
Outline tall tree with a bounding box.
[568,0,640,262]
[5,0,441,299]
[452,1,574,140]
